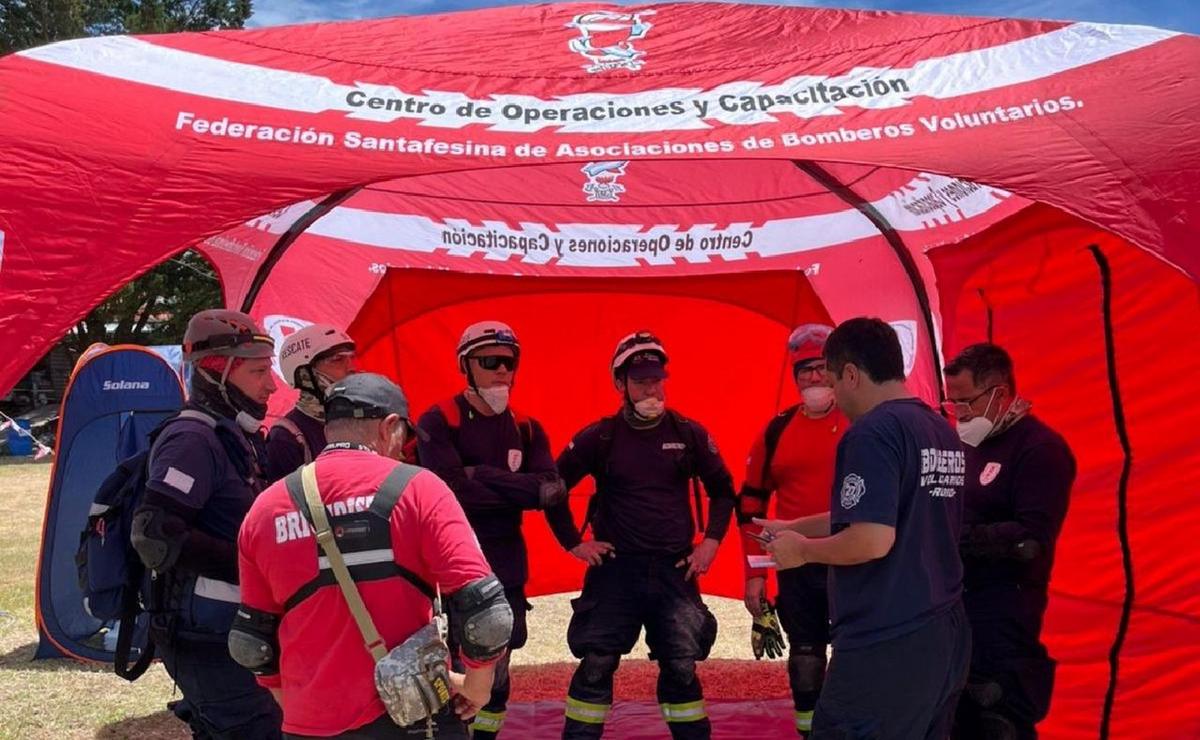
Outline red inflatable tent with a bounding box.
[2,4,1198,737]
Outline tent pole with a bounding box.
[791,161,946,402]
[239,187,362,313]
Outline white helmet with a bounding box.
[457,321,520,372]
[278,324,355,389]
[611,330,668,379]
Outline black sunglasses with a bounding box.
[473,355,517,371]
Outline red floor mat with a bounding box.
[501,699,799,738]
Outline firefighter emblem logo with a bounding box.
[566,10,655,73]
[980,462,1002,486]
[581,161,628,202]
[840,473,866,509]
[508,448,523,472]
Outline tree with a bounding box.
[65,250,225,355]
[1,0,253,360]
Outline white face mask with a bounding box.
[956,416,995,447]
[956,388,999,447]
[633,396,665,420]
[478,385,510,414]
[800,386,835,415]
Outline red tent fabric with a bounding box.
[1,5,1198,737]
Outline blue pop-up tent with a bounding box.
[34,344,184,662]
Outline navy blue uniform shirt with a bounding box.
[557,410,736,556]
[828,398,964,650]
[416,394,578,588]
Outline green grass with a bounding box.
[0,463,763,737]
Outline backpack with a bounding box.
[581,410,707,537]
[74,409,222,681]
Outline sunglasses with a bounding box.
[473,355,517,372]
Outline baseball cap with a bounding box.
[324,373,410,421]
[624,350,669,381]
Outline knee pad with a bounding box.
[978,710,1019,740]
[787,648,826,694]
[660,658,697,686]
[581,653,620,684]
[966,680,1004,709]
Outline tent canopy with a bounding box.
[3,4,1199,738]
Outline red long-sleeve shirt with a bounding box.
[237,448,495,737]
[740,408,845,578]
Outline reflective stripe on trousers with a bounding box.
[795,709,814,732]
[660,700,707,723]
[565,697,611,724]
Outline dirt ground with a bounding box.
[0,463,785,739]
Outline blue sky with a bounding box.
[247,0,1199,34]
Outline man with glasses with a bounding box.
[756,317,969,740]
[267,324,358,482]
[556,331,736,740]
[736,324,845,737]
[943,344,1074,740]
[416,321,577,740]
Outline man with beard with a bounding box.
[130,309,283,738]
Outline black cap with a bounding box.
[324,373,409,421]
[625,351,669,380]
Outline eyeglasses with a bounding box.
[940,386,998,418]
[473,355,517,372]
[793,361,827,378]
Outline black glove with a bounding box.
[751,599,786,660]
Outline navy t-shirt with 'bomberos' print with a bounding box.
[827,398,965,650]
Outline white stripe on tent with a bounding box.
[18,24,1176,131]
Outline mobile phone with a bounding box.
[749,529,776,545]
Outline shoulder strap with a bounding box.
[510,409,535,450]
[368,463,424,520]
[438,397,462,431]
[299,463,389,662]
[273,417,312,464]
[595,414,619,480]
[761,405,801,485]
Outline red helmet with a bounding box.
[787,324,833,367]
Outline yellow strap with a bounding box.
[301,462,388,662]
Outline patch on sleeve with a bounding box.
[707,435,719,454]
[163,466,196,495]
[839,473,866,509]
